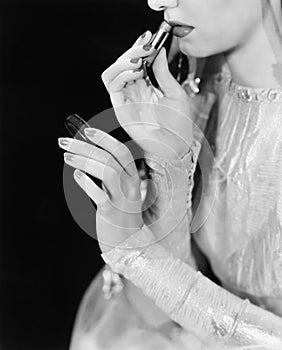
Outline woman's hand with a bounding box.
[58,128,144,253]
[101,31,193,159]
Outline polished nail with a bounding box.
[133,66,143,73]
[58,138,69,146]
[74,170,84,179]
[84,128,96,137]
[64,153,74,161]
[143,44,152,51]
[141,31,147,39]
[130,57,140,64]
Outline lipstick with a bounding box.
[142,20,172,68]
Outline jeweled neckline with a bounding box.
[213,72,282,103]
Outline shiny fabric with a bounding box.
[193,73,282,308]
[70,70,282,350]
[102,226,282,349]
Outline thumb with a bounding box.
[152,47,184,98]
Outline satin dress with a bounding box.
[69,68,282,350]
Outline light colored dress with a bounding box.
[69,65,282,350]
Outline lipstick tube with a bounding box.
[143,20,172,68]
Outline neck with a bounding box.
[225,22,282,89]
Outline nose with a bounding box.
[147,0,178,11]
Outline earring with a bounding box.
[181,55,201,97]
[102,265,124,300]
[175,52,189,84]
[176,52,184,83]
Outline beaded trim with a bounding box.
[213,73,282,103]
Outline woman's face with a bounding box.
[147,0,263,57]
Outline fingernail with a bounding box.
[58,138,69,146]
[84,128,96,137]
[130,57,140,64]
[64,153,74,161]
[141,31,147,39]
[143,44,152,51]
[133,66,143,73]
[74,169,84,179]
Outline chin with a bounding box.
[178,40,211,58]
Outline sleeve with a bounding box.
[101,225,282,349]
[141,138,201,264]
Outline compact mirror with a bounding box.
[64,113,91,141]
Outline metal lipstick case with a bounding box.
[143,20,173,68]
[142,21,172,85]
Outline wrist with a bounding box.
[144,138,201,170]
[98,221,144,255]
[101,224,155,272]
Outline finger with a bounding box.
[101,38,154,98]
[106,46,155,107]
[73,169,108,206]
[152,47,186,99]
[116,44,155,63]
[132,30,151,47]
[64,152,121,197]
[101,57,143,90]
[101,33,154,107]
[117,31,154,61]
[83,128,138,178]
[108,69,144,92]
[58,137,123,174]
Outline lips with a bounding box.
[167,20,195,38]
[173,26,194,37]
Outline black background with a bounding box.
[1,1,161,349]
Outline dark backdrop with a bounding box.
[0,1,161,349]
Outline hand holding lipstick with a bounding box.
[101,29,194,159]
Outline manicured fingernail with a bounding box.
[84,128,96,137]
[141,31,147,39]
[64,153,74,161]
[58,138,69,146]
[143,44,152,51]
[74,169,84,179]
[130,57,140,64]
[133,66,143,73]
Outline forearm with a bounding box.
[102,225,282,348]
[142,138,201,263]
[120,138,201,325]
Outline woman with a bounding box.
[58,0,282,348]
